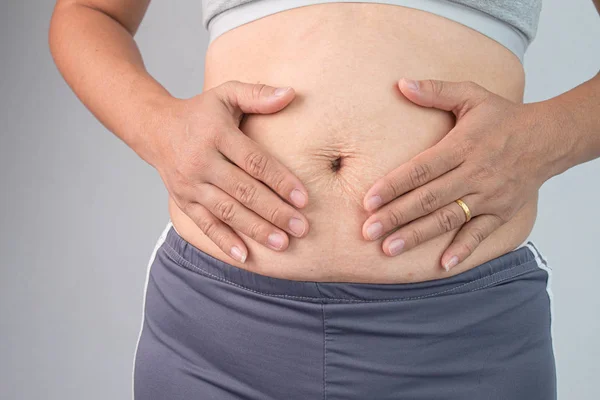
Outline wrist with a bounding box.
[128,93,183,169]
[534,73,600,183]
[528,98,580,183]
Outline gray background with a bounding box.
[1,0,599,399]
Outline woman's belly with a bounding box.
[169,3,538,283]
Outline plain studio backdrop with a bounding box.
[1,0,599,399]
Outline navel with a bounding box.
[330,156,344,173]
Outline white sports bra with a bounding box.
[201,0,543,63]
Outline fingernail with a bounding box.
[230,246,247,263]
[273,87,291,97]
[290,189,307,207]
[403,79,419,92]
[268,232,285,250]
[366,221,383,240]
[444,255,459,271]
[289,217,306,237]
[388,239,405,256]
[366,195,382,211]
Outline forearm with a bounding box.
[48,3,175,167]
[538,71,600,180]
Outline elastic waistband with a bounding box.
[162,221,548,303]
[207,0,528,64]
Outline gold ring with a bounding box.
[455,199,472,222]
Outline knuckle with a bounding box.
[387,208,403,227]
[222,80,235,88]
[251,83,268,99]
[244,151,269,178]
[198,216,218,238]
[169,181,189,203]
[217,81,238,108]
[408,162,431,188]
[193,182,212,205]
[463,80,480,100]
[436,208,461,232]
[466,80,489,105]
[221,80,240,93]
[168,172,198,203]
[267,204,282,224]
[171,163,192,183]
[197,156,212,175]
[455,138,473,159]
[410,228,424,245]
[234,180,258,206]
[180,200,194,215]
[246,222,264,241]
[468,227,487,245]
[269,170,287,194]
[427,79,443,98]
[211,232,228,250]
[207,122,224,145]
[215,199,237,223]
[383,178,399,199]
[417,188,438,213]
[465,80,479,91]
[434,80,445,97]
[457,241,477,256]
[469,163,489,184]
[485,185,502,202]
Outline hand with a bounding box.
[361,78,555,271]
[153,80,310,263]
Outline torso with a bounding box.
[169,3,538,283]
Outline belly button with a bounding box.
[330,156,344,173]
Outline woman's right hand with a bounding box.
[150,80,310,264]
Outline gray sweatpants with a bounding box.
[133,221,556,400]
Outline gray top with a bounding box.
[201,0,542,63]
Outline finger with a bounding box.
[363,137,462,212]
[363,162,468,242]
[183,201,249,263]
[207,157,309,238]
[441,214,505,272]
[197,183,290,252]
[397,78,490,118]
[215,80,296,121]
[216,127,309,209]
[379,199,471,257]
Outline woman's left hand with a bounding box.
[362,78,557,271]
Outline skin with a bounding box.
[50,0,600,271]
[360,0,600,270]
[49,0,311,263]
[361,73,600,271]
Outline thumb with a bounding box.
[398,78,489,117]
[215,80,295,117]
